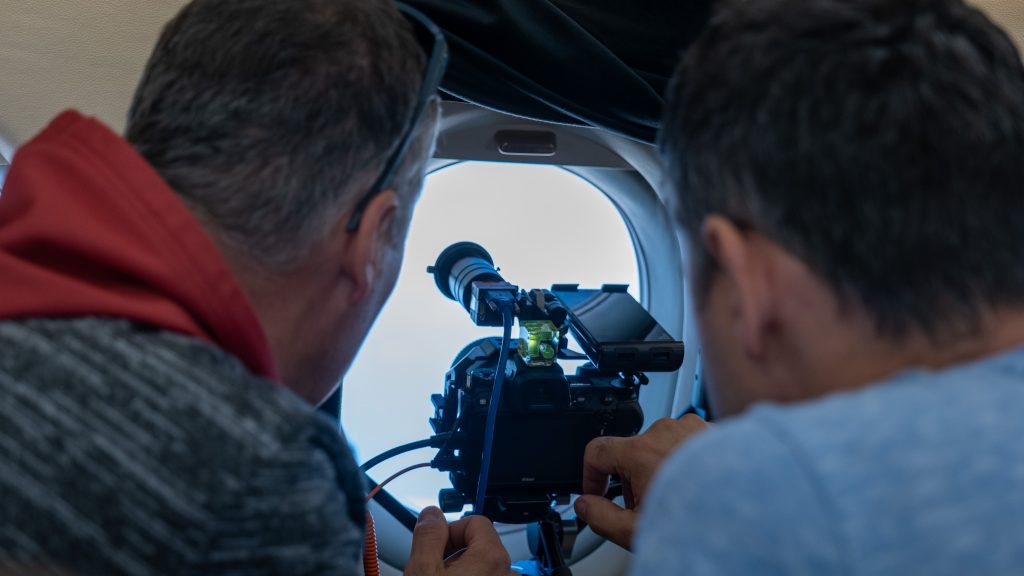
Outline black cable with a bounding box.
[360,435,452,532]
[365,473,419,532]
[436,411,464,456]
[360,435,448,472]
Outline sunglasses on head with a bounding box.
[345,3,449,232]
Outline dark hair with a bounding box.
[127,0,433,267]
[661,0,1024,336]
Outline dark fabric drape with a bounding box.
[406,0,714,144]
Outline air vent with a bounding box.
[495,130,557,157]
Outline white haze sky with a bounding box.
[342,161,639,512]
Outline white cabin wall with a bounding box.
[0,0,188,146]
[973,0,1024,52]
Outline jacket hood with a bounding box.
[0,111,278,380]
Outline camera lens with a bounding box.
[428,242,505,312]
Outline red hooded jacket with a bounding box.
[0,111,278,380]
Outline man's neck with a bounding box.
[804,308,1024,399]
[904,308,1024,369]
[215,239,342,400]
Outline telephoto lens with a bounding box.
[428,242,506,314]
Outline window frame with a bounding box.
[369,101,698,575]
[0,134,13,189]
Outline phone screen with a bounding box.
[552,289,675,344]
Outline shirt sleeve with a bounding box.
[190,416,367,576]
[630,413,847,576]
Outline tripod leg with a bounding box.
[537,514,573,576]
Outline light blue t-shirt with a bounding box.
[633,347,1024,575]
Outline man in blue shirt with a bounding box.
[575,0,1024,573]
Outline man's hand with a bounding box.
[405,507,513,576]
[575,415,708,550]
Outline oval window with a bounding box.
[343,161,640,512]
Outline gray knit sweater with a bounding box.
[0,318,366,575]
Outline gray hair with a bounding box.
[126,0,436,268]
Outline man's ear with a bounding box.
[700,215,776,358]
[338,190,400,303]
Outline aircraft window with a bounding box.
[343,160,640,514]
[0,141,10,192]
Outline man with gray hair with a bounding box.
[0,0,510,574]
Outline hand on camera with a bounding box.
[405,507,514,576]
[575,415,708,550]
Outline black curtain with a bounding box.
[406,0,714,144]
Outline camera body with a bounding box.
[430,336,645,523]
[427,242,683,524]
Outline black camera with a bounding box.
[427,242,684,524]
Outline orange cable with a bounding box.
[363,463,432,576]
[367,463,432,501]
[364,510,380,576]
